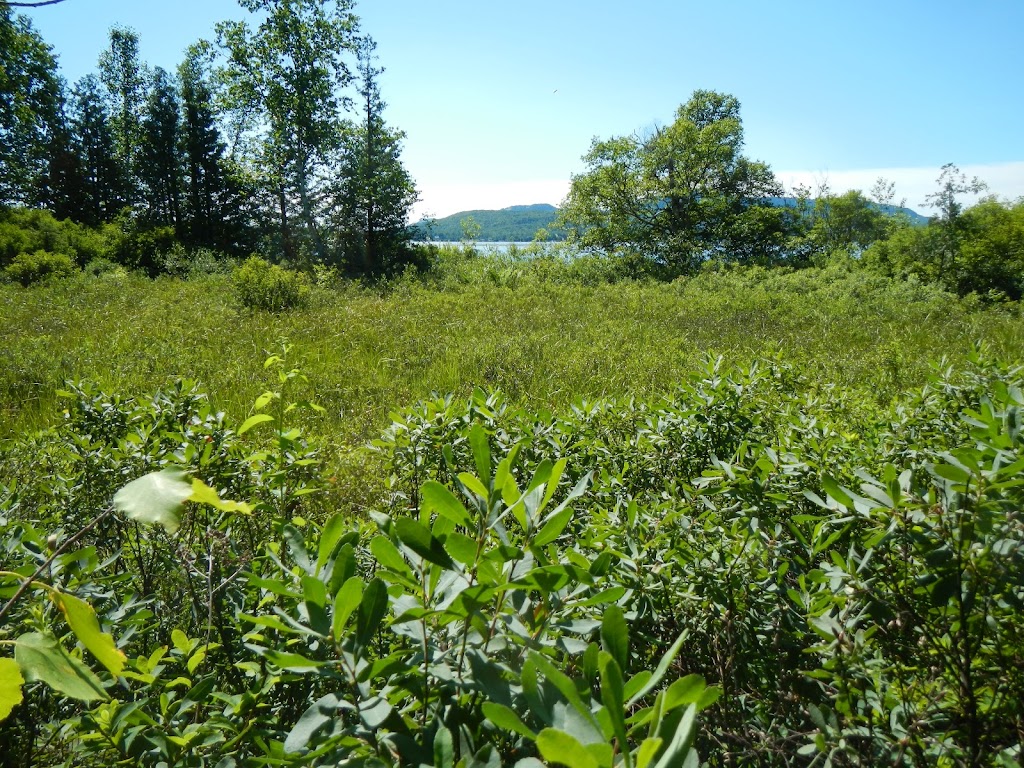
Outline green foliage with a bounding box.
[216,0,359,263]
[0,7,63,208]
[0,206,109,267]
[232,255,311,311]
[560,90,785,274]
[329,36,418,278]
[3,250,77,285]
[3,346,1024,765]
[866,196,1024,300]
[105,209,178,273]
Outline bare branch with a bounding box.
[2,0,69,7]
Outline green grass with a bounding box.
[2,267,1022,453]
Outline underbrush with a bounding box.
[1,351,1021,766]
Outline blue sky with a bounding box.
[22,0,1024,218]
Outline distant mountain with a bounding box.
[766,197,930,225]
[410,199,929,243]
[410,203,565,242]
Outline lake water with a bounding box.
[413,241,542,254]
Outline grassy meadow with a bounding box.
[4,263,1022,445]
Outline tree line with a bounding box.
[558,90,1024,300]
[0,0,418,277]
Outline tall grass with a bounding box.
[2,266,1022,446]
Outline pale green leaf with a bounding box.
[0,658,25,722]
[14,632,107,702]
[238,413,274,436]
[52,592,125,675]
[113,469,192,534]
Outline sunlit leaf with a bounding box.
[238,413,274,436]
[52,592,125,676]
[14,632,107,701]
[113,468,192,534]
[0,658,25,721]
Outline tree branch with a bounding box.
[2,0,69,7]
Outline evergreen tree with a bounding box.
[68,75,122,225]
[139,67,182,227]
[178,43,252,254]
[331,36,417,276]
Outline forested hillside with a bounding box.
[410,203,566,241]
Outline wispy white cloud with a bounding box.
[776,162,1024,214]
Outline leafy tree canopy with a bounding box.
[559,90,785,274]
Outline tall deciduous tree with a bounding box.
[332,36,417,276]
[560,90,783,273]
[924,162,987,275]
[216,0,358,262]
[0,6,63,206]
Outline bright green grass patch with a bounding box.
[2,268,1022,450]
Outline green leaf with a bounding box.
[434,725,455,768]
[356,578,388,648]
[820,476,854,509]
[284,692,344,753]
[0,658,24,722]
[533,506,574,547]
[541,458,568,510]
[14,632,107,701]
[663,675,707,712]
[421,481,472,528]
[370,535,412,576]
[528,651,600,730]
[637,738,664,768]
[52,593,125,676]
[627,632,687,707]
[187,479,253,515]
[601,604,629,673]
[469,424,491,483]
[932,462,972,485]
[600,652,629,761]
[253,390,276,411]
[317,514,349,575]
[238,413,274,436]
[283,524,312,574]
[395,517,455,569]
[262,650,325,672]
[536,729,599,768]
[457,472,491,503]
[113,468,192,534]
[651,703,698,768]
[482,702,536,739]
[443,531,480,565]
[332,577,363,638]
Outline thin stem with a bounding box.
[0,507,113,624]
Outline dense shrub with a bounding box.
[159,243,233,279]
[105,211,177,274]
[232,254,311,311]
[2,249,77,285]
[0,207,110,267]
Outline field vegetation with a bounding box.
[2,257,1024,766]
[3,1,1024,766]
